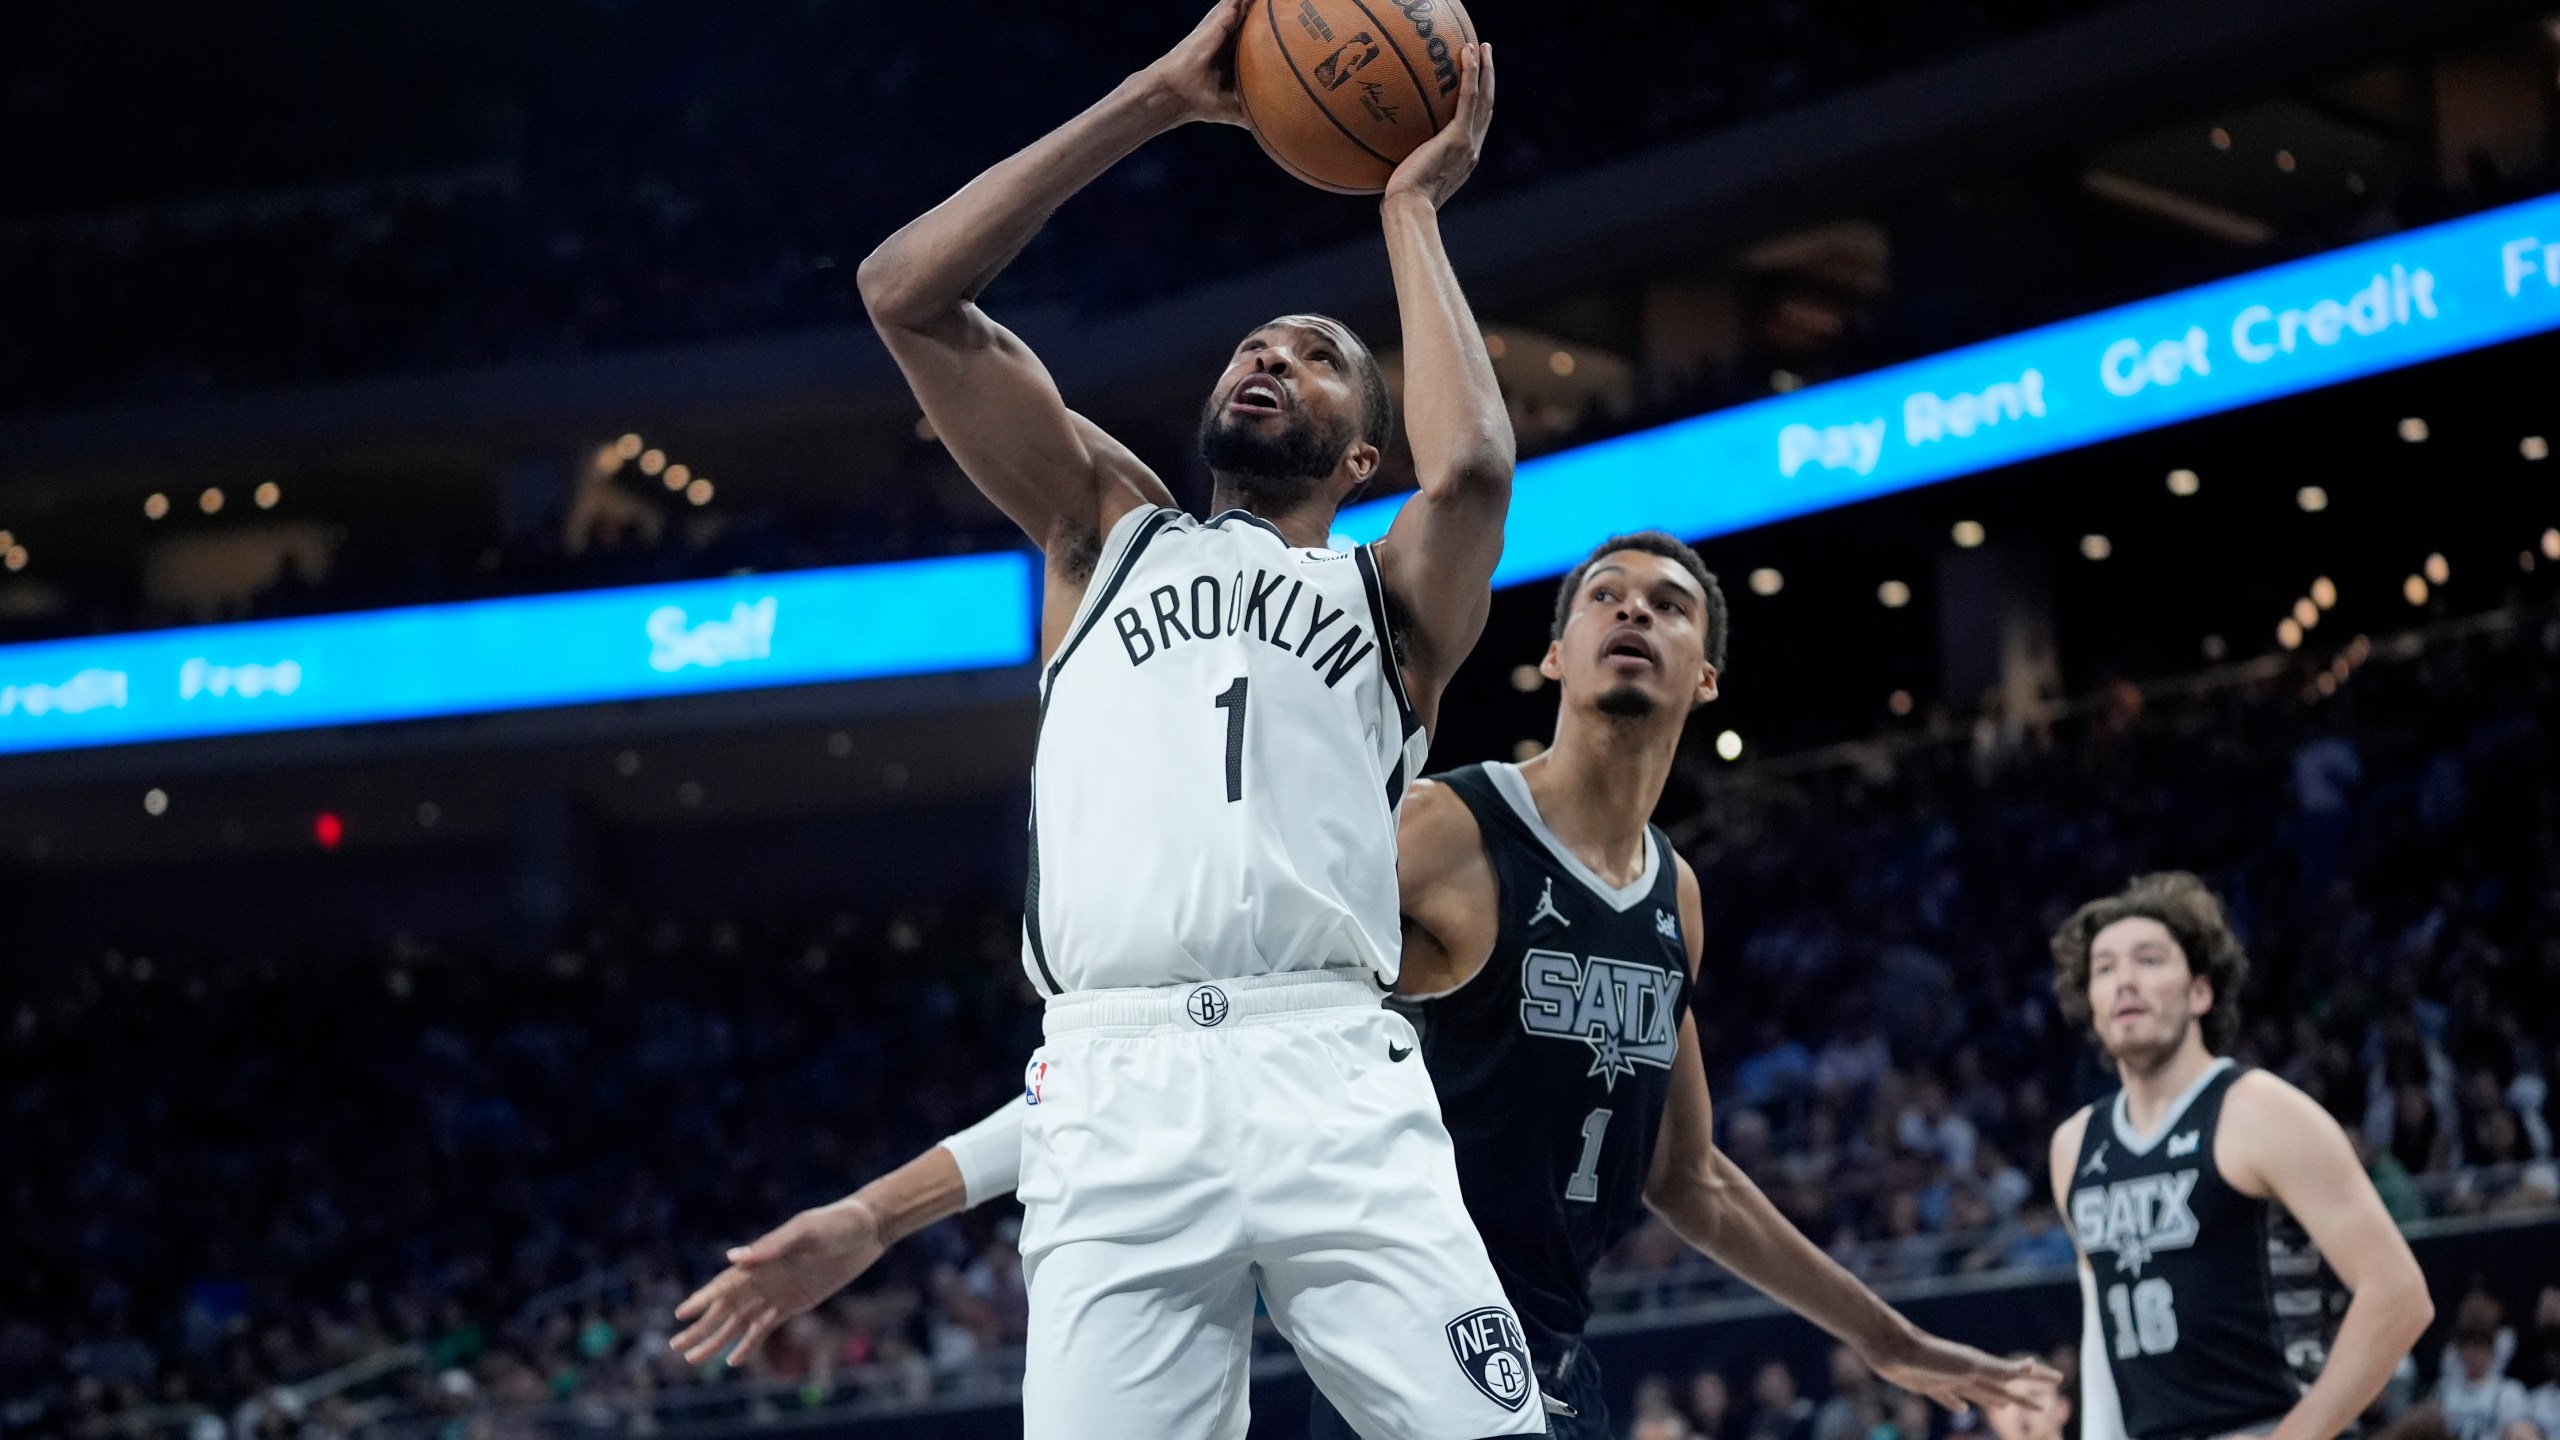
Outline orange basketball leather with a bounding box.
[1235,0,1476,194]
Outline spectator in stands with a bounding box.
[1690,1368,1738,1440]
[1750,1358,1817,1440]
[1814,1345,1879,1440]
[2440,1292,2530,1440]
[1636,1372,1702,1440]
[2526,1291,2560,1440]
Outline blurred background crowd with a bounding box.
[1,0,2148,417]
[10,600,2558,1440]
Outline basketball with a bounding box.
[1234,0,1478,194]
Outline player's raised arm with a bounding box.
[855,9,1235,615]
[2218,1072,2434,1440]
[1369,43,1509,727]
[1643,857,2059,1413]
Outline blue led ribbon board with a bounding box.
[9,192,2560,755]
[0,551,1037,755]
[1337,190,2560,587]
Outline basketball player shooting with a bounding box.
[2047,875,2434,1440]
[677,4,1540,1436]
[676,535,2055,1439]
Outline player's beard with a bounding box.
[1593,683,1657,719]
[2105,1007,2193,1077]
[1197,395,1351,512]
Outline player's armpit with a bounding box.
[1392,780,1499,996]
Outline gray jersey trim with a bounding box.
[1482,761,1659,913]
[2110,1055,2236,1155]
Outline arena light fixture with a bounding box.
[143,787,168,816]
[615,434,644,460]
[1509,665,1543,693]
[199,487,224,515]
[1715,730,1744,762]
[2404,574,2430,606]
[1887,690,1914,716]
[254,482,281,510]
[2166,468,2200,496]
[2080,534,2112,561]
[2399,417,2430,443]
[663,464,690,492]
[2543,529,2560,561]
[2424,552,2450,585]
[639,449,667,477]
[1548,350,1577,378]
[1878,580,1912,609]
[2277,617,2304,650]
[2296,486,2328,513]
[2525,436,2550,461]
[686,479,715,507]
[1748,567,1783,596]
[2292,598,2319,629]
[1951,520,1986,548]
[143,493,169,520]
[3,547,24,573]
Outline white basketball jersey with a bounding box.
[1023,504,1431,994]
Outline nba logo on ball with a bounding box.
[1444,1306,1531,1410]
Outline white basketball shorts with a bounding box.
[1016,970,1545,1440]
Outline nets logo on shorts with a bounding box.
[1445,1306,1532,1411]
[1186,985,1230,1027]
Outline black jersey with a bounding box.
[1395,762,1691,1349]
[2068,1061,2344,1440]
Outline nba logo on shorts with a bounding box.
[1024,1059,1049,1105]
[1444,1306,1532,1411]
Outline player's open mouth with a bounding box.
[1229,375,1290,415]
[1600,629,1657,667]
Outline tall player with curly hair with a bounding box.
[2047,873,2434,1440]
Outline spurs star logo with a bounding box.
[1529,876,1571,929]
[2070,1170,2202,1275]
[1518,949,1682,1091]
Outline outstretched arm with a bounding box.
[1642,860,2056,1411]
[858,9,1234,639]
[1369,43,1510,727]
[2221,1072,2434,1440]
[669,1102,1025,1364]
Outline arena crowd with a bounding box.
[7,597,2560,1439]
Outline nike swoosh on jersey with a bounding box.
[1388,1042,1415,1062]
